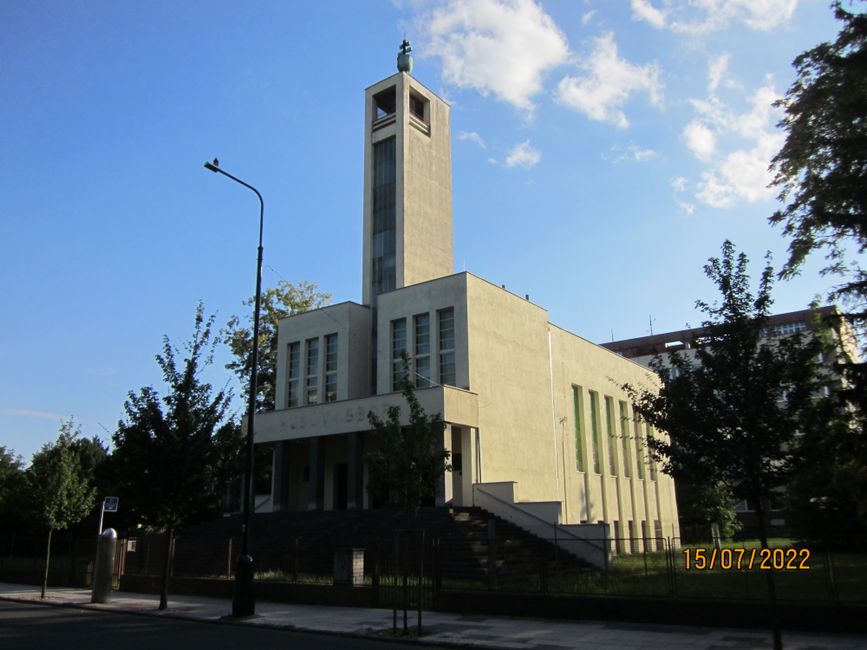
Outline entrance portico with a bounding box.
[255,385,479,512]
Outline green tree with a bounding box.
[675,476,741,542]
[770,0,867,543]
[112,304,236,610]
[770,2,866,305]
[223,280,330,411]
[27,419,97,599]
[0,446,27,531]
[365,355,451,527]
[625,241,824,650]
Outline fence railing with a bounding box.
[2,530,862,606]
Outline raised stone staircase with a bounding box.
[124,507,594,587]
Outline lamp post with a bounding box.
[203,158,262,617]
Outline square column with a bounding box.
[307,437,325,511]
[346,432,365,509]
[272,441,291,511]
[435,424,453,506]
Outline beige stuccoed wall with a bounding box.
[375,273,469,396]
[465,275,556,503]
[362,73,453,306]
[402,77,453,288]
[549,324,679,536]
[274,302,371,409]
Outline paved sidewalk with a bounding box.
[1,582,865,650]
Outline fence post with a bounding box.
[293,537,299,584]
[417,529,425,635]
[392,531,398,633]
[668,537,677,598]
[825,548,840,604]
[487,519,497,591]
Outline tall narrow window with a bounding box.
[605,396,618,476]
[588,391,601,474]
[371,137,396,297]
[391,318,407,391]
[414,313,431,388]
[572,386,585,472]
[438,308,455,386]
[305,338,319,405]
[324,333,338,402]
[287,342,300,408]
[619,401,632,478]
[648,426,658,481]
[634,414,646,480]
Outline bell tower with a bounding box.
[362,40,454,306]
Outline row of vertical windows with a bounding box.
[287,342,300,408]
[306,338,319,405]
[391,307,456,390]
[572,386,585,472]
[286,334,337,408]
[371,137,396,297]
[391,319,407,390]
[570,386,657,480]
[414,313,431,388]
[324,333,338,403]
[619,401,632,479]
[439,308,456,386]
[588,391,602,474]
[605,396,617,476]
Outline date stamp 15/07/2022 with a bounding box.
[683,547,811,571]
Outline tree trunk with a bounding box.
[159,527,173,611]
[755,497,783,650]
[41,528,53,599]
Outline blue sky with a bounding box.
[0,0,851,463]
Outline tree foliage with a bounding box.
[112,303,239,609]
[365,355,450,525]
[626,241,827,649]
[223,280,330,411]
[770,1,867,541]
[0,446,26,530]
[770,2,867,300]
[27,419,97,598]
[626,241,824,541]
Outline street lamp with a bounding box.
[203,157,263,617]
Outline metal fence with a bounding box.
[2,529,863,606]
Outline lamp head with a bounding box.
[204,158,220,173]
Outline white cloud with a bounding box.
[0,408,64,421]
[696,131,783,206]
[669,0,799,34]
[608,142,658,163]
[423,0,570,111]
[581,10,596,25]
[707,53,729,93]
[555,32,663,129]
[504,140,541,168]
[683,120,716,161]
[458,131,487,149]
[679,70,783,209]
[671,177,695,214]
[690,80,778,140]
[631,0,666,29]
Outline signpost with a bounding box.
[98,496,119,536]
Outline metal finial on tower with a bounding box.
[397,38,413,73]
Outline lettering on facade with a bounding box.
[283,401,399,435]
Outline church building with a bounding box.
[252,44,679,563]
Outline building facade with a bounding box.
[252,54,679,557]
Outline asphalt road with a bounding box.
[0,601,421,650]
